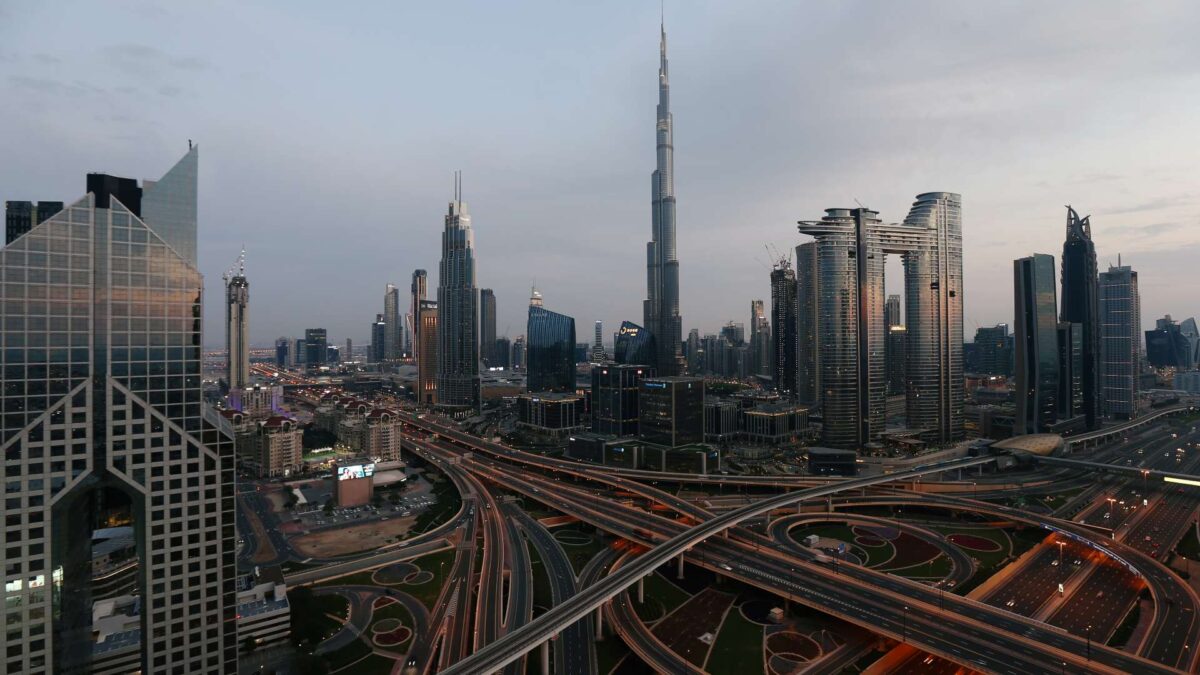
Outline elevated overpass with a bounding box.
[1034,455,1200,488]
[1066,403,1198,448]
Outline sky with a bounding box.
[1,0,1198,349]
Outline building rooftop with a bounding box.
[991,434,1064,456]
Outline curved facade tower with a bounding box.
[1060,206,1100,429]
[644,24,683,375]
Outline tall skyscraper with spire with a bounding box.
[644,21,683,376]
[436,172,481,411]
[1060,206,1100,429]
[224,249,250,389]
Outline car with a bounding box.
[1006,599,1016,607]
[1074,559,1082,566]
[1050,560,1058,566]
[1096,591,1105,599]
[719,563,733,571]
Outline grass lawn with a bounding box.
[334,652,398,674]
[321,637,373,671]
[315,570,378,588]
[1107,602,1141,648]
[885,553,953,579]
[405,549,457,610]
[527,544,554,617]
[555,524,607,575]
[706,604,764,675]
[931,525,1013,568]
[1177,525,1200,560]
[788,523,858,545]
[641,572,691,615]
[595,634,632,674]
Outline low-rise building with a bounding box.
[236,566,291,654]
[228,383,283,419]
[517,392,586,435]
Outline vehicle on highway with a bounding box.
[1006,599,1015,607]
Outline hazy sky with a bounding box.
[2,1,1198,348]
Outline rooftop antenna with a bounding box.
[853,197,865,208]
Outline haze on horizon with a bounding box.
[1,0,1197,349]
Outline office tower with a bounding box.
[685,328,701,373]
[480,288,497,366]
[275,336,290,368]
[1182,318,1200,365]
[592,364,653,436]
[491,337,511,369]
[326,345,340,364]
[384,284,401,361]
[795,242,820,404]
[749,300,771,377]
[796,193,963,447]
[512,335,527,370]
[973,324,1014,376]
[1057,322,1084,421]
[770,258,797,397]
[141,146,200,266]
[638,377,704,447]
[5,200,64,245]
[345,338,353,362]
[526,288,576,392]
[417,300,439,405]
[591,320,606,362]
[884,294,903,394]
[371,314,387,363]
[223,251,249,390]
[305,328,327,367]
[410,269,427,361]
[887,326,908,396]
[1059,206,1101,429]
[436,174,481,410]
[1145,315,1198,370]
[294,338,306,365]
[1100,263,1140,419]
[643,22,683,376]
[0,149,236,673]
[615,321,657,365]
[1014,254,1060,434]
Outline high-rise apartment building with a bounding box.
[770,259,797,397]
[749,299,771,377]
[5,200,64,245]
[591,320,606,363]
[796,193,963,448]
[224,252,249,390]
[526,288,576,393]
[294,338,305,366]
[973,324,1013,376]
[305,328,327,368]
[410,269,427,362]
[417,300,439,405]
[795,242,820,405]
[1014,254,1060,434]
[1099,263,1140,419]
[371,314,387,363]
[345,338,353,362]
[384,284,401,361]
[643,23,683,376]
[435,175,480,411]
[480,288,497,366]
[1059,206,1101,429]
[0,147,237,673]
[492,337,511,369]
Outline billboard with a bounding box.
[337,463,375,481]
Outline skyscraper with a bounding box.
[1014,254,1060,434]
[275,336,290,368]
[615,321,657,366]
[796,193,963,448]
[591,320,606,362]
[643,22,683,376]
[1145,315,1197,370]
[410,269,427,361]
[1100,262,1140,419]
[526,288,576,393]
[884,294,905,395]
[480,288,497,366]
[305,328,328,367]
[384,284,401,361]
[436,174,481,411]
[1059,206,1101,430]
[592,364,652,436]
[224,251,249,390]
[345,338,353,362]
[795,242,820,405]
[371,314,387,363]
[749,299,771,377]
[0,148,236,673]
[5,200,63,245]
[1057,321,1084,422]
[770,258,797,397]
[973,324,1014,376]
[417,300,439,405]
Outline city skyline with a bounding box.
[2,2,1199,348]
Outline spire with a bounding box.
[659,9,668,84]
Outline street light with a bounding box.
[1107,498,1116,518]
[1086,624,1091,662]
[902,605,909,643]
[1057,541,1066,582]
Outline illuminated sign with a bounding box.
[644,382,667,389]
[337,463,375,481]
[1165,476,1200,487]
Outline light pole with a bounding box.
[1107,498,1115,519]
[902,605,909,643]
[1086,624,1091,662]
[972,481,977,500]
[1058,541,1066,582]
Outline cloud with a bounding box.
[8,76,104,97]
[101,43,210,77]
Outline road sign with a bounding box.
[1058,583,1064,595]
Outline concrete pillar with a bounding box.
[677,555,685,579]
[541,640,550,675]
[637,577,644,604]
[595,606,604,639]
[827,495,833,513]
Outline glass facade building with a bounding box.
[224,260,249,390]
[1099,264,1140,419]
[480,288,496,367]
[383,284,401,361]
[591,364,652,436]
[1059,206,1101,429]
[6,201,64,246]
[638,376,704,447]
[435,178,481,411]
[304,328,327,367]
[0,148,237,673]
[527,295,576,393]
[795,242,820,405]
[1014,254,1060,434]
[770,260,796,397]
[614,320,656,366]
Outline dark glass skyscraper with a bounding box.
[591,364,652,436]
[5,200,64,245]
[795,242,820,404]
[305,328,327,367]
[371,314,387,363]
[383,284,401,361]
[436,175,481,410]
[526,289,576,393]
[480,288,496,366]
[1059,206,1100,430]
[1099,263,1140,419]
[643,23,683,376]
[0,147,236,673]
[1014,254,1060,434]
[614,320,656,365]
[973,324,1014,376]
[410,269,427,362]
[770,259,797,397]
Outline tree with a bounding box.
[323,498,334,516]
[241,635,258,654]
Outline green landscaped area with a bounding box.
[405,549,457,609]
[1177,525,1200,560]
[929,525,1014,568]
[526,544,554,617]
[369,599,415,653]
[706,603,765,675]
[884,553,953,580]
[321,637,373,672]
[288,588,349,649]
[595,634,633,674]
[641,571,690,616]
[411,472,463,534]
[554,524,608,575]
